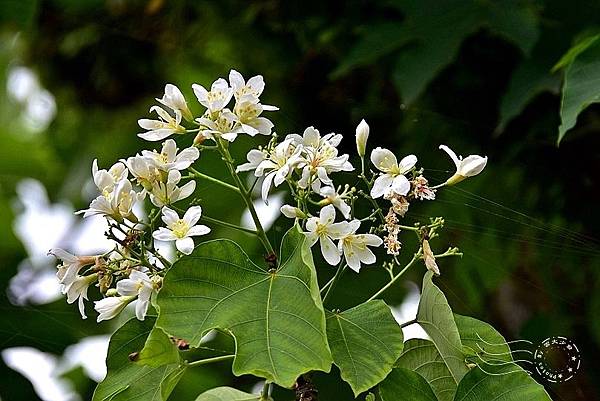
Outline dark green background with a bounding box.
[0,1,598,400]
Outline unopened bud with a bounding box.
[106,288,118,297]
[280,205,306,219]
[355,119,369,157]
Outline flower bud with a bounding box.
[280,205,306,219]
[355,119,369,157]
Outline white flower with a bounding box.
[255,138,301,203]
[338,221,383,273]
[304,205,353,265]
[92,160,128,197]
[156,83,193,121]
[65,273,98,319]
[280,205,306,219]
[319,186,351,219]
[196,109,238,142]
[125,154,161,191]
[138,106,186,141]
[355,119,369,157]
[152,206,211,255]
[149,170,196,207]
[192,78,233,113]
[422,240,440,276]
[116,270,156,321]
[80,178,140,222]
[292,127,353,192]
[94,295,135,322]
[370,147,417,198]
[48,248,96,288]
[439,145,487,185]
[141,139,200,172]
[236,148,267,173]
[229,69,265,101]
[232,100,275,136]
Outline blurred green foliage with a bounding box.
[0,0,599,400]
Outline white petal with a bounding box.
[161,207,180,226]
[187,224,211,237]
[303,126,321,147]
[459,155,487,177]
[304,232,319,247]
[152,227,177,241]
[183,206,203,226]
[229,69,245,90]
[177,180,196,201]
[439,145,461,168]
[138,129,174,141]
[261,172,276,204]
[116,279,139,296]
[176,237,195,255]
[135,298,150,321]
[319,204,336,225]
[398,154,417,173]
[391,175,411,196]
[370,148,398,173]
[320,236,341,265]
[370,174,394,198]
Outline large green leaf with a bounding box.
[194,387,262,401]
[454,365,552,401]
[417,272,468,383]
[325,300,404,396]
[396,339,456,401]
[92,317,185,401]
[558,35,600,143]
[379,368,438,401]
[454,314,513,364]
[137,327,181,368]
[156,225,332,388]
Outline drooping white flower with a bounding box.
[138,106,186,141]
[116,270,156,321]
[80,178,140,222]
[232,100,275,137]
[439,145,487,185]
[48,248,96,289]
[141,139,200,172]
[94,295,135,322]
[192,78,233,113]
[291,127,353,192]
[355,119,369,157]
[236,148,268,173]
[280,204,306,219]
[422,239,440,276]
[319,186,352,219]
[65,273,98,319]
[196,109,239,142]
[92,160,128,197]
[254,138,301,203]
[149,170,196,207]
[229,69,265,102]
[304,205,353,265]
[152,206,211,255]
[370,147,417,198]
[156,83,193,121]
[338,220,383,273]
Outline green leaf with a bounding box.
[194,386,262,401]
[454,314,513,364]
[93,317,185,401]
[396,339,456,401]
[379,368,438,401]
[553,34,600,72]
[156,225,332,388]
[137,327,180,367]
[453,365,552,401]
[417,271,468,383]
[558,35,600,143]
[325,300,404,396]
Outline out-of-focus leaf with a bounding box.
[0,0,38,29]
[156,225,332,388]
[194,386,263,401]
[417,271,468,383]
[378,367,438,401]
[325,300,404,396]
[396,339,456,401]
[558,35,600,143]
[454,365,552,401]
[92,317,185,401]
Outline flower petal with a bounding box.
[439,145,461,168]
[398,154,417,173]
[370,147,397,173]
[370,174,393,198]
[391,174,411,196]
[183,206,203,226]
[187,224,211,237]
[176,237,195,255]
[320,236,341,265]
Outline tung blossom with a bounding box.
[92,160,128,197]
[156,83,193,121]
[149,169,196,207]
[94,295,135,323]
[304,205,353,265]
[229,69,265,101]
[138,106,186,141]
[141,139,200,172]
[439,145,487,185]
[48,248,96,289]
[65,273,98,319]
[80,178,141,222]
[253,138,301,203]
[116,270,157,321]
[152,206,211,255]
[319,186,351,219]
[338,220,383,273]
[370,147,417,198]
[192,78,233,113]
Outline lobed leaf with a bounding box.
[194,386,263,401]
[379,367,438,401]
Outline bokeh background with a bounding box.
[0,0,599,400]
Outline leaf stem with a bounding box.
[215,139,276,257]
[322,261,347,304]
[367,252,420,302]
[187,167,241,194]
[400,318,418,328]
[261,381,272,401]
[186,354,234,367]
[201,215,258,235]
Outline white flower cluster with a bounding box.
[49,70,488,323]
